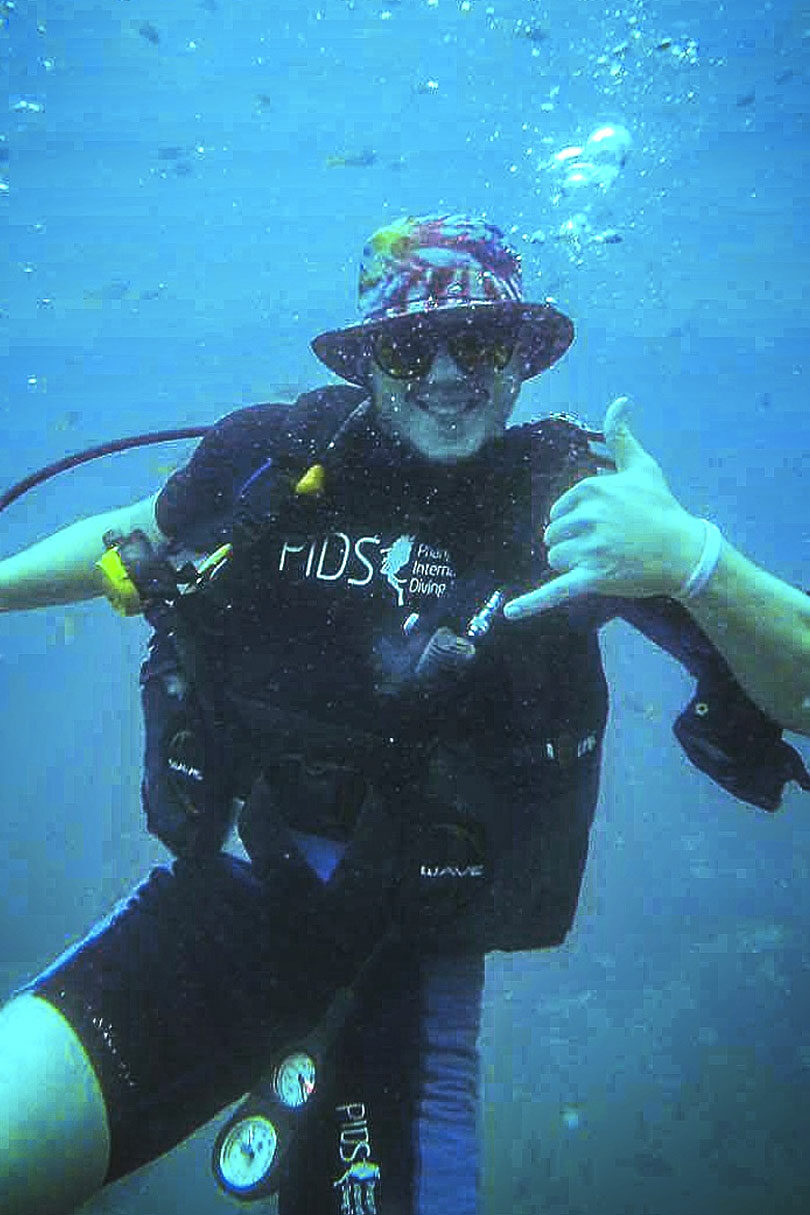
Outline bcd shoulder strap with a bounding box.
[269,384,370,465]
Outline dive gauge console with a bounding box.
[212,942,385,1201]
[212,1051,318,1200]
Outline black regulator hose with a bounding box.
[0,427,211,513]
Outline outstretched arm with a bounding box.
[504,398,810,737]
[0,493,165,612]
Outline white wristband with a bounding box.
[679,520,723,601]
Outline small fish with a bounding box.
[83,279,131,304]
[590,228,622,245]
[692,922,789,956]
[138,22,160,45]
[52,410,81,433]
[736,90,756,107]
[621,1151,674,1178]
[326,149,377,168]
[514,22,548,43]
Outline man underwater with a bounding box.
[0,214,808,1215]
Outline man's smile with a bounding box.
[411,384,488,420]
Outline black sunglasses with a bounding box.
[370,323,518,381]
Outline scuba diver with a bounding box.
[0,214,808,1215]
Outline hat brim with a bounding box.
[310,300,574,386]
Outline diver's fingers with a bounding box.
[503,568,598,619]
[544,510,591,548]
[603,396,657,475]
[546,476,597,523]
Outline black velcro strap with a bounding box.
[673,681,810,812]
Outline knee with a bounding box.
[0,993,111,1215]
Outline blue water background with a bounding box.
[2,1,810,1211]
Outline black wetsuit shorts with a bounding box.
[22,848,485,1214]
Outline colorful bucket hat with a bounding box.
[310,214,574,385]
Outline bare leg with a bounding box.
[0,993,111,1215]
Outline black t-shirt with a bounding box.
[156,390,607,768]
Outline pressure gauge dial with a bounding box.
[273,1051,317,1108]
[214,1113,278,1197]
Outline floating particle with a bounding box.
[11,98,44,113]
[554,214,593,245]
